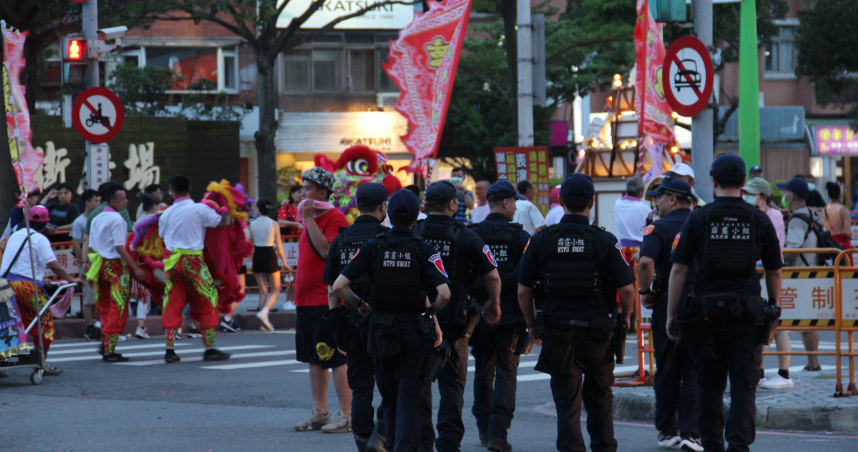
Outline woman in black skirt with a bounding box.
[249,199,291,331]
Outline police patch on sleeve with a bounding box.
[644,225,655,236]
[672,233,681,250]
[429,254,448,277]
[523,238,531,254]
[351,249,360,260]
[615,242,622,251]
[482,245,498,267]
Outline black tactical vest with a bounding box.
[538,224,607,320]
[335,224,389,299]
[413,218,473,298]
[468,221,524,314]
[369,233,425,312]
[702,201,757,276]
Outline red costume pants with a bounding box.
[162,254,219,346]
[96,258,130,354]
[9,280,54,355]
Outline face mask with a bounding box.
[451,177,463,185]
[742,194,757,205]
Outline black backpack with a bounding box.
[789,212,843,266]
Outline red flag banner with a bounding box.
[634,0,674,174]
[383,0,474,176]
[2,22,42,194]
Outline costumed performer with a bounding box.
[1,206,79,374]
[159,175,232,363]
[86,185,146,362]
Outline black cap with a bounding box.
[750,165,763,174]
[355,182,388,206]
[424,180,458,206]
[776,177,810,199]
[645,177,692,199]
[388,189,420,218]
[709,153,746,184]
[487,180,517,202]
[560,173,595,205]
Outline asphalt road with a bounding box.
[1,330,857,451]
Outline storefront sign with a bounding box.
[816,125,858,156]
[277,112,408,154]
[493,147,550,215]
[277,0,415,29]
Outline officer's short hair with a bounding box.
[358,201,383,214]
[488,199,505,210]
[625,176,644,196]
[390,212,417,226]
[425,203,448,214]
[564,196,591,212]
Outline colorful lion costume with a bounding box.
[314,145,403,223]
[130,180,253,314]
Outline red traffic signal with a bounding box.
[65,38,87,61]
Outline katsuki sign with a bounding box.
[277,0,415,29]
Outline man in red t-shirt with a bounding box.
[293,167,353,434]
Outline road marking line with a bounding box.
[49,343,190,355]
[48,345,271,362]
[116,350,296,366]
[201,359,300,370]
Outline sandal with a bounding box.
[803,365,822,372]
[44,366,63,376]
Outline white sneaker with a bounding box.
[760,374,793,389]
[658,431,681,448]
[294,408,330,431]
[135,326,150,339]
[758,376,767,386]
[257,313,274,331]
[680,436,703,451]
[283,301,296,311]
[321,409,352,434]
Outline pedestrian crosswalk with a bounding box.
[41,339,847,381]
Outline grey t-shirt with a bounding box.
[71,213,87,241]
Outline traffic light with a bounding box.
[62,37,87,62]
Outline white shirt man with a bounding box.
[89,208,127,259]
[1,228,55,281]
[158,198,222,251]
[513,198,545,235]
[614,176,651,247]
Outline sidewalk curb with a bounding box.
[613,390,858,432]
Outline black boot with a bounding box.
[354,435,368,452]
[367,425,387,452]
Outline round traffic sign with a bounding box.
[663,36,714,118]
[72,87,125,143]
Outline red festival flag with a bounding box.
[634,0,674,175]
[383,0,474,176]
[2,22,43,194]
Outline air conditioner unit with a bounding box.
[376,93,400,112]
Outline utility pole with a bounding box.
[516,0,533,146]
[82,0,98,188]
[691,0,714,202]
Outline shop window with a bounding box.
[313,50,341,91]
[765,25,797,76]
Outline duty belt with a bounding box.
[550,318,590,328]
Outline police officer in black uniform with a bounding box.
[324,182,390,452]
[667,153,783,452]
[517,173,636,452]
[413,180,501,452]
[333,189,451,452]
[467,180,530,452]
[637,177,702,451]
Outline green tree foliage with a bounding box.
[108,64,176,116]
[795,0,858,127]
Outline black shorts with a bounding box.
[295,305,347,369]
[252,246,279,274]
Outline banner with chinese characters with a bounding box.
[493,147,550,215]
[2,22,43,194]
[383,0,473,176]
[760,272,858,325]
[815,125,858,156]
[634,0,674,174]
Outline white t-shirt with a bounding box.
[470,203,490,223]
[250,216,278,247]
[158,198,222,251]
[513,199,545,235]
[613,196,651,243]
[0,229,56,281]
[71,213,88,241]
[544,205,564,226]
[89,209,127,260]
